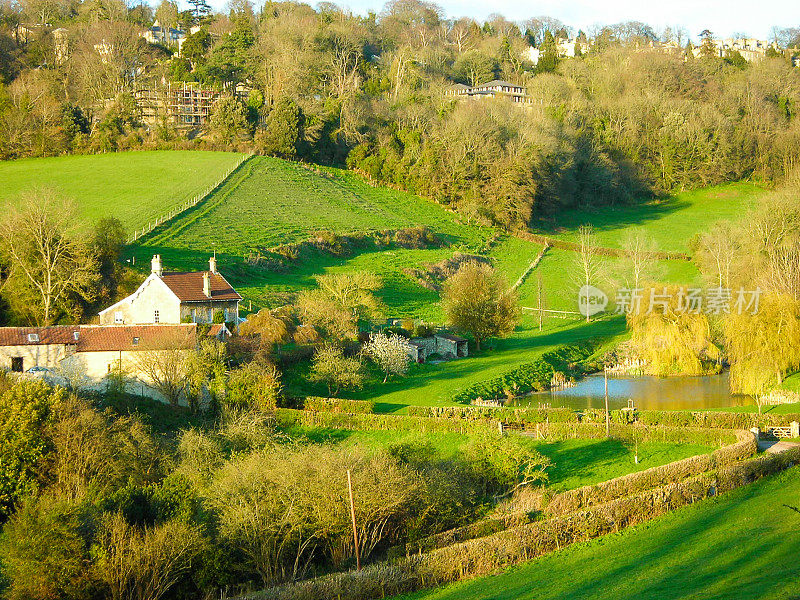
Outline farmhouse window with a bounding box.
[153,310,160,324]
[27,333,39,342]
[11,357,23,372]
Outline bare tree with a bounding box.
[621,231,660,290]
[575,225,605,322]
[0,189,98,325]
[695,222,738,289]
[133,330,195,406]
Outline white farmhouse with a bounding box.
[99,255,242,326]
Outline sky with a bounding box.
[226,0,800,41]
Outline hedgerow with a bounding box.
[302,397,375,414]
[451,342,599,404]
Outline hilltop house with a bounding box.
[445,80,528,103]
[141,20,186,49]
[99,255,242,326]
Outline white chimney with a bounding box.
[203,272,211,298]
[151,254,163,277]
[209,255,217,274]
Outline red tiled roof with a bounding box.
[0,326,80,346]
[76,324,197,352]
[160,272,241,302]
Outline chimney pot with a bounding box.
[209,255,217,274]
[203,272,211,298]
[151,254,163,277]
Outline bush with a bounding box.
[225,363,282,412]
[0,496,99,600]
[0,380,66,518]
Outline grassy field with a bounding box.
[281,427,712,492]
[396,465,800,600]
[137,156,489,261]
[535,182,765,253]
[0,151,245,233]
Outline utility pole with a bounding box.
[347,470,361,570]
[604,369,610,437]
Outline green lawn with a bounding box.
[281,427,712,492]
[0,151,245,233]
[396,466,800,600]
[537,182,766,253]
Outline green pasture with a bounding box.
[137,156,488,259]
[0,151,245,233]
[396,465,800,600]
[536,182,766,253]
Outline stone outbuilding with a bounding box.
[406,332,469,363]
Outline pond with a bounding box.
[517,371,751,411]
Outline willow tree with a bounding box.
[627,285,720,376]
[724,293,800,411]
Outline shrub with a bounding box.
[0,496,99,600]
[225,363,282,412]
[0,380,66,518]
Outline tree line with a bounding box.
[2,1,800,227]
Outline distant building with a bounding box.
[99,255,242,326]
[690,38,778,62]
[445,79,528,104]
[141,20,187,51]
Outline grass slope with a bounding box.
[0,151,245,233]
[537,182,765,253]
[397,466,800,600]
[139,156,487,257]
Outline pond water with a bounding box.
[516,371,751,411]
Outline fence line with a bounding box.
[512,243,550,291]
[127,153,254,244]
[520,307,583,319]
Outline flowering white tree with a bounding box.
[364,333,412,383]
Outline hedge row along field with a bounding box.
[259,441,794,600]
[407,405,800,429]
[450,341,600,404]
